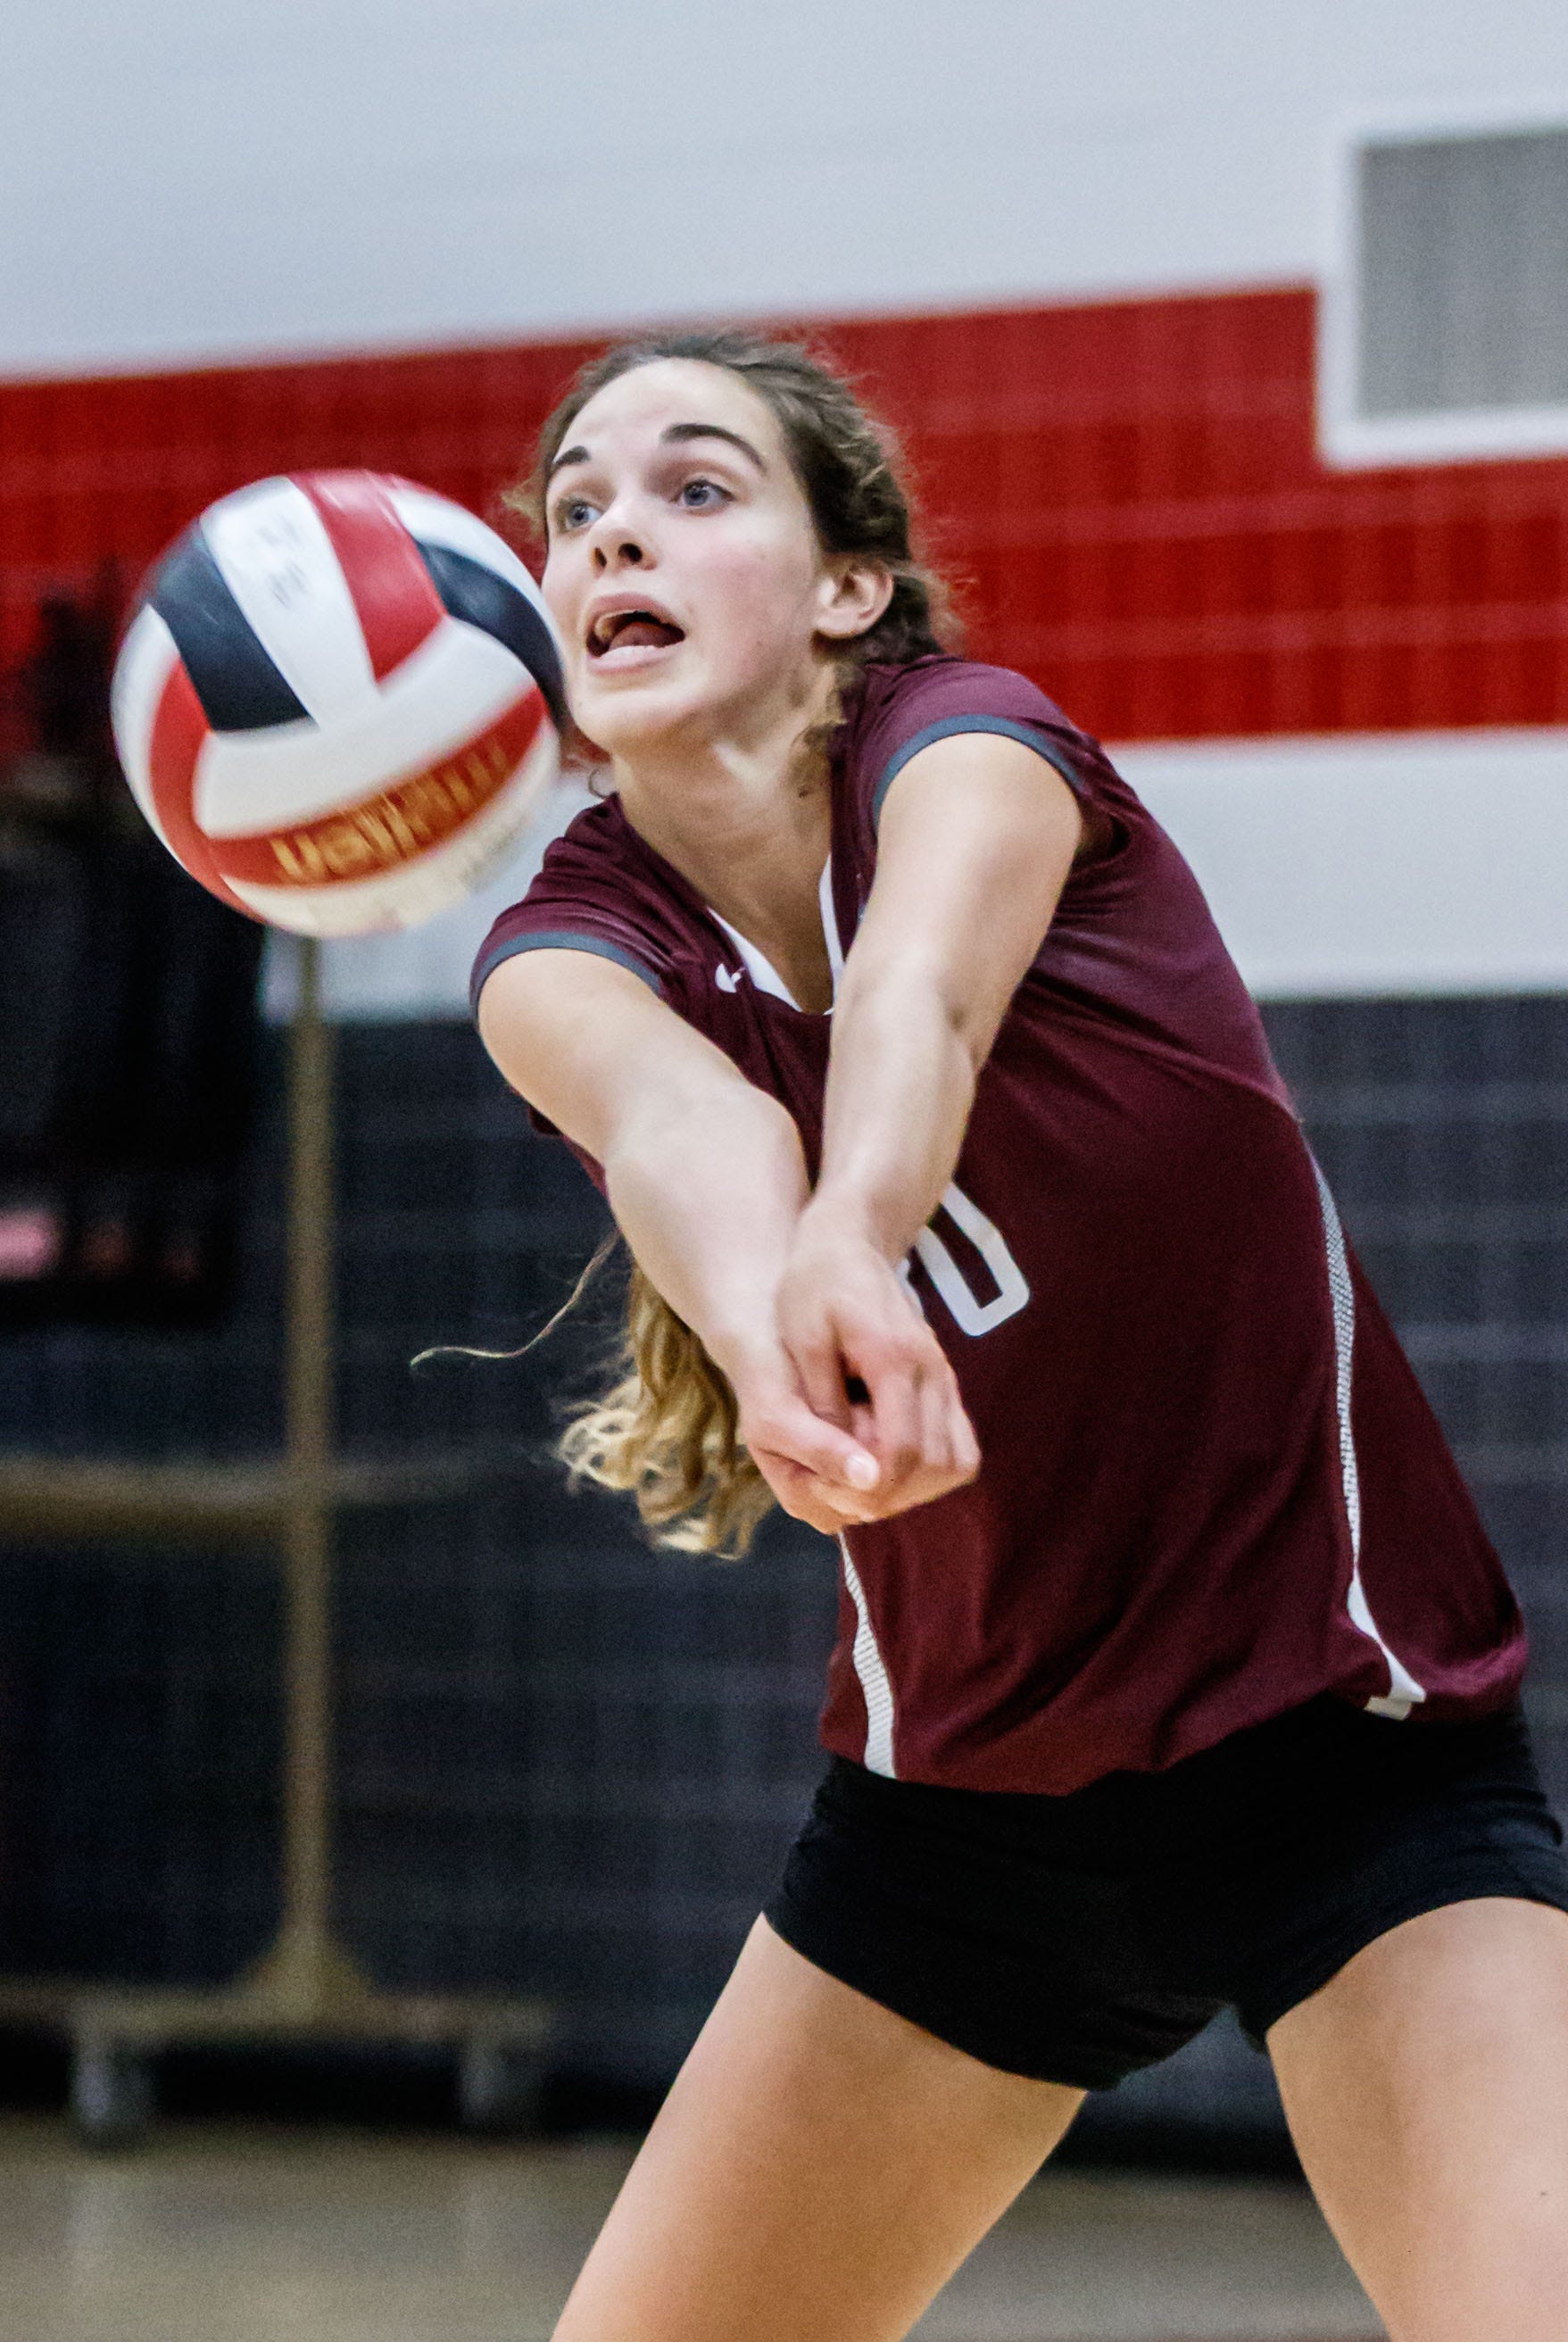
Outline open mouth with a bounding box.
[586,608,686,659]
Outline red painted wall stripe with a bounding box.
[5,287,1568,747]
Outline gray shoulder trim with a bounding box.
[870,716,1086,830]
[469,929,664,1019]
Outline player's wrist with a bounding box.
[798,1185,912,1267]
[699,1304,790,1395]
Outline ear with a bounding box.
[814,557,895,643]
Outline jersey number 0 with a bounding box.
[903,1182,1030,1337]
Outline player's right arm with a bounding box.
[476,945,887,1528]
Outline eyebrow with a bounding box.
[660,421,767,469]
[546,420,767,482]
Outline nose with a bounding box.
[592,533,646,573]
[584,493,651,574]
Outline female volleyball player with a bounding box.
[472,333,1568,2341]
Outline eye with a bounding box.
[552,494,599,534]
[676,477,729,511]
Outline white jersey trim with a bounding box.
[706,860,843,1011]
[839,1536,897,1777]
[1312,1159,1427,1720]
[709,912,799,1007]
[819,856,846,997]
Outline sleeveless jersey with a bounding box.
[472,656,1525,1794]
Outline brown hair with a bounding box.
[519,330,957,1555]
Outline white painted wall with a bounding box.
[276,730,1568,1020]
[1122,729,1568,999]
[18,3,1566,1014]
[7,0,1568,376]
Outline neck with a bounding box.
[610,660,841,934]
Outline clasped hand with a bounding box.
[731,1208,981,1537]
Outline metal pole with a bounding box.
[278,933,335,1993]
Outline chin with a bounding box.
[576,677,725,755]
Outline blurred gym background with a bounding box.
[1,2,1565,2334]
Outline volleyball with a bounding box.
[110,472,567,935]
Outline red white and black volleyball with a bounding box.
[111,472,566,934]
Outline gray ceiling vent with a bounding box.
[1320,109,1568,466]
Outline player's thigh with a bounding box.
[1267,1898,1568,2342]
[553,1914,1083,2342]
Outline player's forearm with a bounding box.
[808,966,975,1262]
[602,1086,811,1378]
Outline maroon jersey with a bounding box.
[473,657,1525,1794]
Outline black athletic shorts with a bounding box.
[765,1696,1568,2091]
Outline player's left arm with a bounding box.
[776,731,1083,1491]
